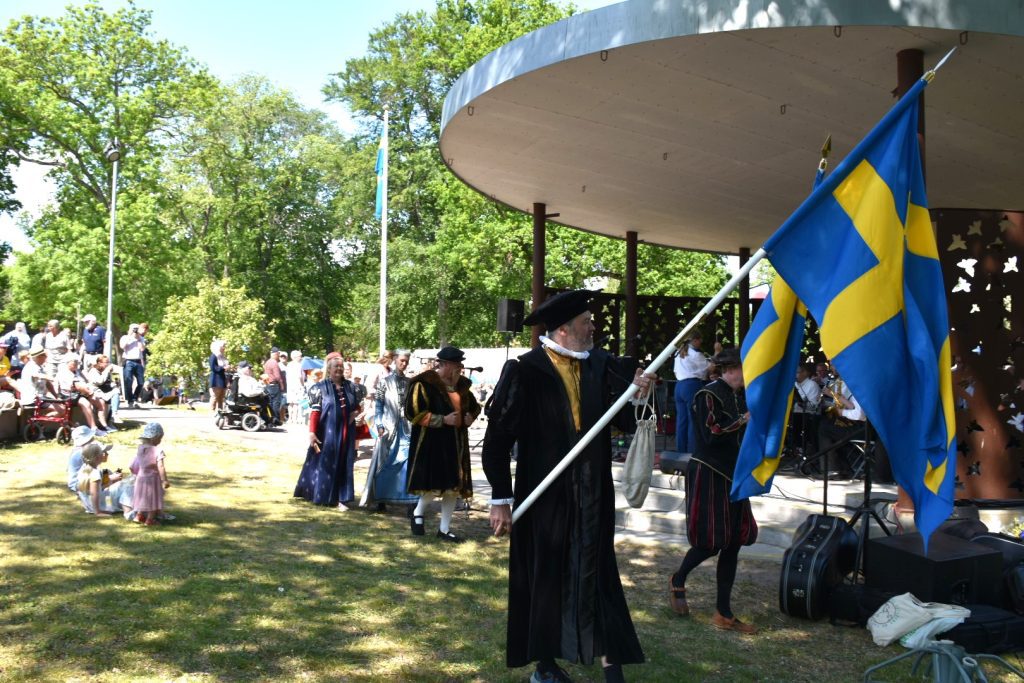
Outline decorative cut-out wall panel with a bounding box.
[936,210,1023,500]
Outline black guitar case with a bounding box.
[779,514,858,620]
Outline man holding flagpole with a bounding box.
[482,290,652,683]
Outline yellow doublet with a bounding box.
[545,347,582,432]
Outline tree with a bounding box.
[164,76,355,354]
[147,279,273,393]
[324,0,728,349]
[0,2,213,331]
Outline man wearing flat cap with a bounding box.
[482,289,654,683]
[404,346,481,542]
[667,347,759,634]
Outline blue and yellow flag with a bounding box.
[374,133,387,220]
[762,76,956,548]
[731,278,807,500]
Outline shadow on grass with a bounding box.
[1,464,513,682]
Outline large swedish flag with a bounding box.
[762,76,956,548]
[731,278,807,500]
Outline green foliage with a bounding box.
[0,1,211,332]
[147,278,273,390]
[164,76,353,354]
[325,0,728,349]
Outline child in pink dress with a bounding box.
[132,422,170,525]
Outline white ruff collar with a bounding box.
[540,335,590,360]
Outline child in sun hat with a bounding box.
[131,422,171,525]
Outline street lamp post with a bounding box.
[103,139,121,358]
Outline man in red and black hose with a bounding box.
[667,347,759,634]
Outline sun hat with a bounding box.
[140,422,164,440]
[72,425,96,447]
[28,344,46,358]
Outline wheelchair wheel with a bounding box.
[241,412,261,432]
[56,425,72,445]
[22,422,43,442]
[216,415,227,430]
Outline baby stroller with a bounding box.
[215,374,271,432]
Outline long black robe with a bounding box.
[405,370,479,498]
[481,347,644,668]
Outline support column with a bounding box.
[896,49,925,174]
[625,231,639,358]
[532,203,546,349]
[738,247,751,344]
[895,48,927,519]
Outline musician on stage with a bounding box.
[819,373,892,483]
[789,364,821,457]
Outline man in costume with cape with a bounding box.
[404,346,481,542]
[482,289,651,683]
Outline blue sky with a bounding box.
[1,0,618,252]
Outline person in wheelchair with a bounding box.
[235,361,278,426]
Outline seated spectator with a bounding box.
[56,357,112,435]
[19,346,65,419]
[67,426,98,496]
[84,355,122,425]
[0,339,17,398]
[77,441,134,518]
[1,322,31,371]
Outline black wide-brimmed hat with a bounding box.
[522,289,593,330]
[710,347,742,368]
[436,346,465,364]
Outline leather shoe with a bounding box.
[668,578,689,616]
[436,529,464,543]
[410,515,425,536]
[711,611,757,634]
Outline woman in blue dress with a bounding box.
[360,350,417,509]
[294,356,361,509]
[208,339,228,413]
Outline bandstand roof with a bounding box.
[439,0,1024,254]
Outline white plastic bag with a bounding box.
[623,390,657,508]
[867,592,970,646]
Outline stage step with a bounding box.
[611,460,898,550]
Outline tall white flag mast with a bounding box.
[377,105,389,356]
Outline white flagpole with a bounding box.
[379,105,389,357]
[512,248,768,524]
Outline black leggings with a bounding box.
[672,543,742,619]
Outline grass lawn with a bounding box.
[1,418,1021,682]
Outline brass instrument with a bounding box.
[823,377,853,427]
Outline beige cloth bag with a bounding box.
[623,390,657,508]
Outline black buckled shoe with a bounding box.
[410,515,425,536]
[436,529,463,543]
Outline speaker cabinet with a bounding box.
[866,532,1003,605]
[497,298,524,333]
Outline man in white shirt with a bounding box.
[119,323,145,408]
[788,364,821,460]
[673,331,710,453]
[19,346,64,418]
[817,374,868,479]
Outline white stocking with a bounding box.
[439,492,458,533]
[413,494,432,520]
